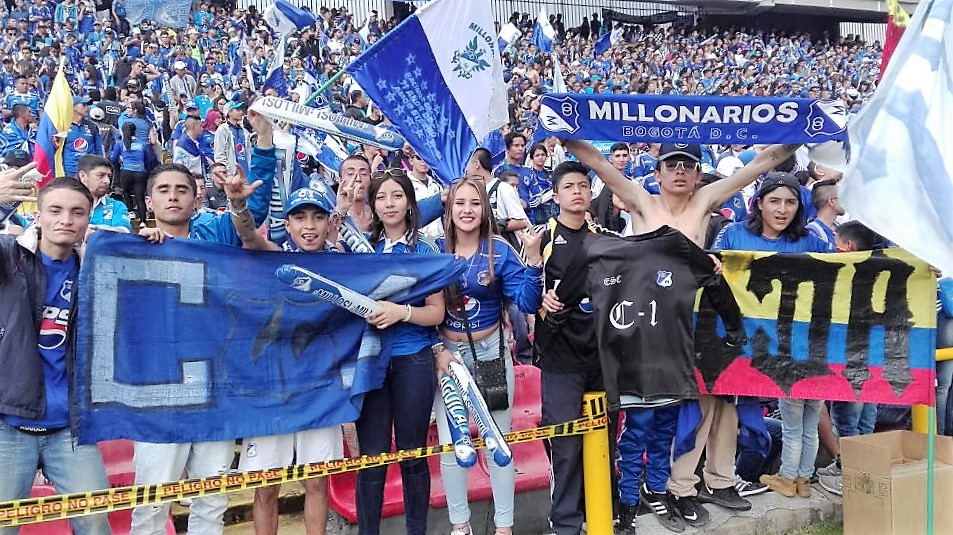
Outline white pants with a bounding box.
[130,440,233,535]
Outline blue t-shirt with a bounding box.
[437,236,542,334]
[3,252,78,430]
[713,222,833,253]
[91,197,132,231]
[374,232,440,356]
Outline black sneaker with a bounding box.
[616,502,638,535]
[697,483,752,511]
[639,484,686,533]
[670,494,711,528]
[734,476,770,497]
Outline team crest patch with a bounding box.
[245,443,257,458]
[452,26,492,80]
[656,270,673,287]
[477,270,491,287]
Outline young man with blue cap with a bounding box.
[224,182,344,535]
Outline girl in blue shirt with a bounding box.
[356,168,452,535]
[434,178,543,535]
[713,172,830,500]
[112,122,157,227]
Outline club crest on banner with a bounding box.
[805,100,848,137]
[538,95,580,134]
[452,24,493,80]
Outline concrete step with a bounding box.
[208,483,843,534]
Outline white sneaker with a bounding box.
[450,523,470,535]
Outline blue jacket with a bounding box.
[188,146,277,246]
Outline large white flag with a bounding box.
[840,0,953,274]
[346,0,508,182]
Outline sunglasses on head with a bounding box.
[371,168,407,180]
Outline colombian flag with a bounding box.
[33,58,74,189]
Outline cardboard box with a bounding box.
[842,431,953,535]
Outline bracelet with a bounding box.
[403,304,413,322]
[431,342,446,357]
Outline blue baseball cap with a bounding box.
[185,100,199,110]
[73,95,92,105]
[285,188,333,216]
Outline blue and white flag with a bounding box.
[125,0,189,28]
[75,233,463,444]
[498,22,520,52]
[840,0,953,275]
[296,126,348,180]
[536,93,849,145]
[346,0,508,183]
[552,53,567,94]
[263,37,289,97]
[263,0,318,35]
[530,7,556,53]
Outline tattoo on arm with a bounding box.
[231,206,258,244]
[778,143,803,156]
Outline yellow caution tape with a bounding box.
[0,413,608,526]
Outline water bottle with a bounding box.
[0,168,41,224]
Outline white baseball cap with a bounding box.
[173,60,187,70]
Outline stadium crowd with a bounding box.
[1,3,951,535]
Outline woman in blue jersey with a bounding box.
[434,178,543,535]
[111,122,156,228]
[713,172,831,500]
[355,168,452,535]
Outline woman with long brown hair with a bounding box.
[435,177,543,535]
[355,168,452,535]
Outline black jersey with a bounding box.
[533,218,603,373]
[558,226,719,408]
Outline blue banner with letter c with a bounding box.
[74,233,463,444]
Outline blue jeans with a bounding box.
[355,347,436,535]
[736,417,782,483]
[830,402,877,438]
[778,399,823,480]
[508,302,533,364]
[0,421,111,535]
[617,405,679,501]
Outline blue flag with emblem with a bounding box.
[530,7,555,53]
[535,93,850,145]
[345,0,508,184]
[840,0,953,276]
[74,232,464,444]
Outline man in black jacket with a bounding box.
[0,168,111,535]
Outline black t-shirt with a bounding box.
[559,226,719,408]
[99,99,122,127]
[533,219,603,373]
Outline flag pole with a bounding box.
[303,69,346,106]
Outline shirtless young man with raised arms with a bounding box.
[563,139,801,528]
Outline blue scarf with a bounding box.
[536,94,848,147]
